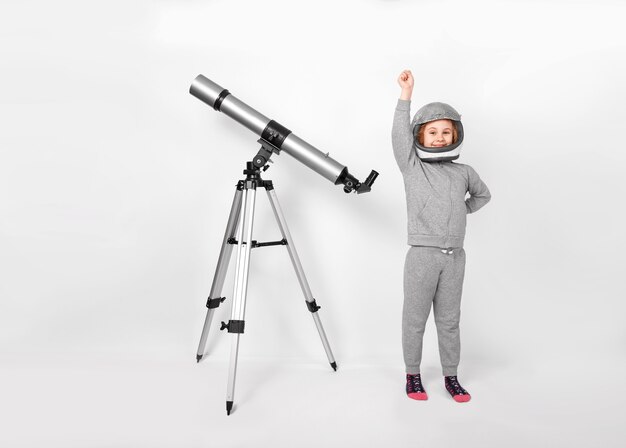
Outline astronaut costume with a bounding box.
[392,99,491,376]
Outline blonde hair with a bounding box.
[417,121,458,145]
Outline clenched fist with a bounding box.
[398,70,414,100]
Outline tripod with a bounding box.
[196,142,337,415]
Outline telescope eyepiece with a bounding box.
[356,170,379,194]
[337,169,378,194]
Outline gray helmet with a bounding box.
[411,102,464,163]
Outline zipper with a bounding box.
[445,169,452,247]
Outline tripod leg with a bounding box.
[225,186,257,415]
[196,185,243,362]
[265,188,338,371]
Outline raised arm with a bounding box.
[465,166,491,213]
[392,70,417,173]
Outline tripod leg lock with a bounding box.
[220,320,246,333]
[306,299,321,313]
[206,297,226,309]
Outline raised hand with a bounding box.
[398,70,414,100]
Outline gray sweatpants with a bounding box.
[402,246,466,376]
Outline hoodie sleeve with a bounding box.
[465,165,491,214]
[392,99,417,173]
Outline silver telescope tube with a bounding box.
[190,74,378,193]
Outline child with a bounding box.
[392,69,491,403]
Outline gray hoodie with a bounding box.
[392,99,491,248]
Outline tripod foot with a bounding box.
[331,362,337,371]
[226,401,234,415]
[196,354,203,363]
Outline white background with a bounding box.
[1,0,625,446]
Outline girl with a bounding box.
[392,69,491,403]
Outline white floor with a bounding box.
[1,351,624,448]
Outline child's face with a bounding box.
[422,119,454,147]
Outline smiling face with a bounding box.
[419,119,456,147]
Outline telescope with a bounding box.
[190,74,379,415]
[189,74,378,193]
